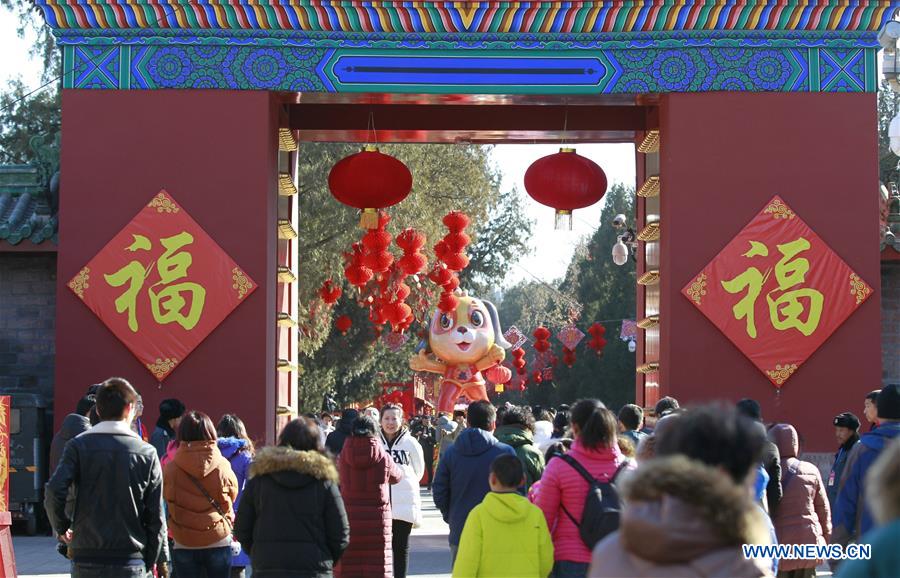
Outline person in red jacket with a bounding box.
[337,416,404,578]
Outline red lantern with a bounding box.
[335,315,352,335]
[524,148,607,230]
[588,322,608,356]
[562,347,577,367]
[328,145,413,229]
[319,280,342,306]
[485,365,512,385]
[533,327,551,353]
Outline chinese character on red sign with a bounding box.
[67,190,257,381]
[682,196,873,388]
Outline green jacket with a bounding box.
[837,519,900,578]
[494,426,545,490]
[452,492,554,578]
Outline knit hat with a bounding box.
[876,384,900,420]
[833,412,861,431]
[158,398,186,421]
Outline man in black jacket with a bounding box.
[324,408,359,456]
[45,377,166,577]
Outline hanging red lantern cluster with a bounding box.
[524,148,608,230]
[319,279,342,306]
[329,145,413,229]
[396,228,428,277]
[562,346,577,367]
[344,243,373,289]
[533,327,551,353]
[430,211,472,313]
[382,280,415,333]
[512,348,527,375]
[361,212,394,273]
[335,315,352,335]
[588,323,608,356]
[532,370,543,385]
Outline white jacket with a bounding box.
[381,428,424,526]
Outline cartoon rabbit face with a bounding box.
[429,296,504,365]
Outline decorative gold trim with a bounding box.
[147,358,178,380]
[686,272,708,305]
[766,364,798,385]
[232,267,252,299]
[637,221,660,242]
[277,219,298,240]
[278,266,296,283]
[277,359,297,372]
[849,272,872,305]
[278,173,297,196]
[637,315,660,329]
[637,269,660,286]
[763,198,795,219]
[636,362,660,374]
[637,175,660,198]
[637,130,660,153]
[276,405,296,416]
[278,128,297,152]
[148,191,180,213]
[68,267,90,299]
[277,312,297,327]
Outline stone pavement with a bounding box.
[12,488,453,578]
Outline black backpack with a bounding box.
[559,454,629,549]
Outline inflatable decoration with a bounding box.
[410,295,511,412]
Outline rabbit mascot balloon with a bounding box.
[410,296,511,413]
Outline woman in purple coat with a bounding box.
[217,414,255,578]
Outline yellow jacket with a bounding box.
[452,491,554,578]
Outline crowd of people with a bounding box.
[43,377,900,578]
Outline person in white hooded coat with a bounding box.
[380,403,425,578]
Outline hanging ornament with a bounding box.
[557,324,585,351]
[335,315,352,335]
[382,331,411,353]
[485,365,512,385]
[396,228,428,277]
[512,347,527,376]
[438,212,471,272]
[533,326,552,353]
[319,279,342,306]
[524,148,608,230]
[588,322,607,356]
[361,213,394,273]
[542,367,555,382]
[344,243,373,289]
[438,291,459,314]
[532,370,543,384]
[503,326,528,350]
[328,145,413,229]
[562,346,577,367]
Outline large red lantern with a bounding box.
[524,148,607,230]
[329,145,413,229]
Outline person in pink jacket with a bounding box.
[534,399,629,578]
[769,423,831,577]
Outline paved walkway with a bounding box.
[13,489,453,578]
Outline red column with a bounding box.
[57,90,280,443]
[659,92,881,451]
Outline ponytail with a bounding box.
[571,399,617,450]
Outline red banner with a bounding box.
[0,397,8,511]
[682,196,873,388]
[68,190,257,381]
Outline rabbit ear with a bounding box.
[482,300,511,349]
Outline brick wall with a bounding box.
[884,262,900,384]
[0,253,56,402]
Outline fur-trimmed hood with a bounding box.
[619,456,771,565]
[250,446,338,488]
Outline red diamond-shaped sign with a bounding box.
[67,190,257,381]
[682,196,873,388]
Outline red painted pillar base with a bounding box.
[0,512,17,578]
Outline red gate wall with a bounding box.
[56,90,280,443]
[659,92,881,452]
